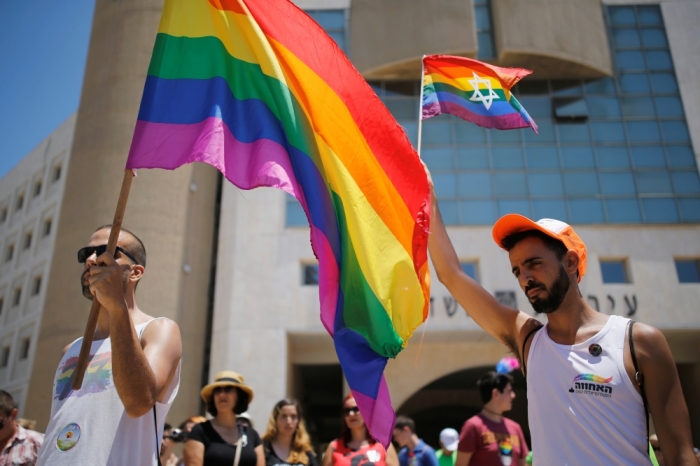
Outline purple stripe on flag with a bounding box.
[351,376,394,446]
[128,118,302,195]
[316,230,340,335]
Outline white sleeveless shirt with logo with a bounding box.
[37,318,181,466]
[526,315,650,465]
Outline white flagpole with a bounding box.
[416,55,426,158]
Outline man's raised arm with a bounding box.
[426,166,537,353]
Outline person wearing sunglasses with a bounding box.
[0,390,44,466]
[322,394,398,466]
[36,225,183,466]
[184,371,264,466]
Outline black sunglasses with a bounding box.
[342,407,360,417]
[213,386,236,395]
[77,245,139,265]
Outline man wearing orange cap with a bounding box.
[424,167,697,465]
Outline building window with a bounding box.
[675,259,700,283]
[600,260,629,283]
[32,276,42,296]
[286,195,308,227]
[0,346,9,368]
[34,180,42,197]
[43,218,52,237]
[306,9,347,53]
[19,338,30,360]
[23,232,33,250]
[0,297,3,316]
[474,0,496,59]
[371,6,698,225]
[5,244,14,262]
[16,195,24,212]
[53,165,62,183]
[460,261,479,281]
[302,264,319,285]
[0,207,6,223]
[12,287,21,307]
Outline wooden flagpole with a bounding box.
[417,55,426,158]
[71,170,134,390]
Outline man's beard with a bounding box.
[525,265,570,314]
[81,269,94,301]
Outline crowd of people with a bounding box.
[151,369,532,466]
[7,368,700,465]
[8,367,699,465]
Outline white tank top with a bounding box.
[37,318,181,466]
[526,315,649,465]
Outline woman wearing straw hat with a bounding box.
[184,371,265,466]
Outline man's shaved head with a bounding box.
[95,225,147,267]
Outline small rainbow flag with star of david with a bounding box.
[422,55,538,133]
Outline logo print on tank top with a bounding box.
[568,374,613,398]
[54,352,113,401]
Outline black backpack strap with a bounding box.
[154,405,162,466]
[521,325,543,378]
[628,320,650,452]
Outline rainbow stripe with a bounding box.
[125,0,430,445]
[422,55,538,133]
[498,440,513,455]
[573,374,613,384]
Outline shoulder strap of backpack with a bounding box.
[154,405,163,466]
[628,320,650,453]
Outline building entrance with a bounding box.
[396,365,529,449]
[292,364,344,450]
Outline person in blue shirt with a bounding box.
[393,416,438,466]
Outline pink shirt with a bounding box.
[458,414,528,466]
[0,424,44,466]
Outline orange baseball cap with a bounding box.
[492,214,587,282]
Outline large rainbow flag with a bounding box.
[422,55,538,133]
[126,0,430,445]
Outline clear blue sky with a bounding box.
[0,1,96,178]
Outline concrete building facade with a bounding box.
[2,0,699,451]
[0,114,76,414]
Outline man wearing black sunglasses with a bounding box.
[36,225,183,466]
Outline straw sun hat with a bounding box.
[200,371,255,404]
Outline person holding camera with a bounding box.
[183,371,264,466]
[161,424,185,466]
